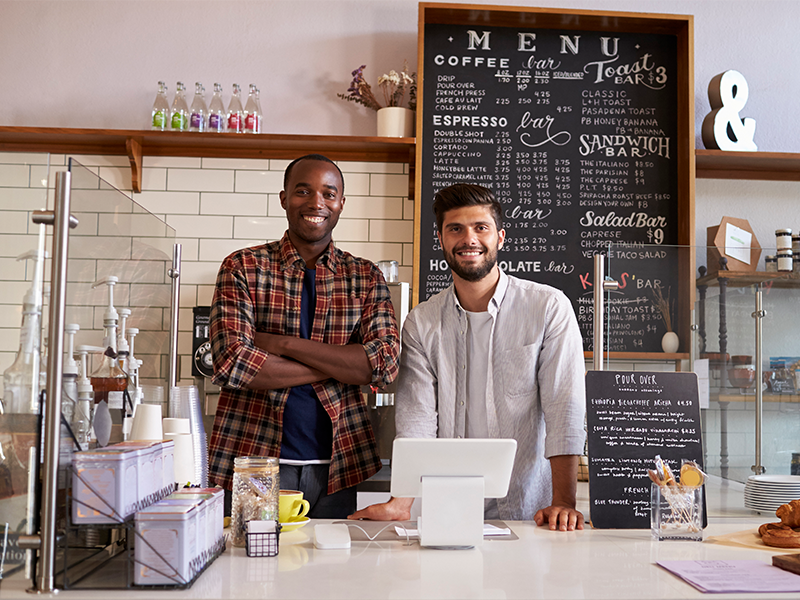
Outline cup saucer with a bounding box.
[280,517,310,532]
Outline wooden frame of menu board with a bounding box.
[414,4,695,359]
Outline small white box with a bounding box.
[115,441,161,507]
[135,503,197,586]
[160,439,175,494]
[173,487,224,548]
[170,492,218,557]
[162,496,209,561]
[72,447,138,524]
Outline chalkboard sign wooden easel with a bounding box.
[414,5,695,357]
[586,370,707,529]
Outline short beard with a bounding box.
[443,244,498,282]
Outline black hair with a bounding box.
[283,154,345,194]
[432,183,502,232]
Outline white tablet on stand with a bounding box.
[390,438,517,549]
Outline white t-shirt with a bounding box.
[465,309,500,519]
[465,309,493,439]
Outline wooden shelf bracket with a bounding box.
[125,136,143,193]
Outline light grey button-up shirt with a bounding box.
[396,270,586,520]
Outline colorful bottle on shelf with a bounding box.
[189,82,207,132]
[151,81,170,131]
[255,87,263,133]
[208,83,226,132]
[170,82,189,131]
[227,84,244,133]
[243,84,261,134]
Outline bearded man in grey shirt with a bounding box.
[350,183,586,531]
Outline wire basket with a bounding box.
[245,523,281,557]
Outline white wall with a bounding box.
[1,0,797,479]
[1,0,798,251]
[2,0,798,366]
[0,0,795,147]
[0,152,414,391]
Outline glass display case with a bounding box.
[695,264,800,483]
[604,243,800,485]
[0,153,175,581]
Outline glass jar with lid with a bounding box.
[777,248,793,272]
[230,456,279,547]
[765,255,778,272]
[776,228,793,250]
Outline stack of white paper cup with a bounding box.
[163,418,190,435]
[169,386,208,486]
[129,403,163,441]
[166,432,196,486]
[141,385,166,414]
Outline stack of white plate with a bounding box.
[744,475,800,513]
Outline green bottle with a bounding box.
[151,81,170,130]
[170,81,189,131]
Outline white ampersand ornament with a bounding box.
[702,70,757,151]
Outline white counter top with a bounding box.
[2,477,797,599]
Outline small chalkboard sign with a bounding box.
[586,370,706,529]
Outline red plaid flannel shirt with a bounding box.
[208,234,399,494]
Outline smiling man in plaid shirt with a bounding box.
[208,154,400,518]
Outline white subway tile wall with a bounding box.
[0,152,415,394]
[2,153,689,432]
[1,151,787,483]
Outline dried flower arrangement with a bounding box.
[338,62,417,111]
[652,284,673,332]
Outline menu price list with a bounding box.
[420,24,680,352]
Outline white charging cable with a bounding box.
[341,521,414,546]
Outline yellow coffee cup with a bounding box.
[279,489,310,523]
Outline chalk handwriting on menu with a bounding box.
[420,22,679,353]
[586,371,704,529]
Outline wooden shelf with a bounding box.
[5,127,800,189]
[584,352,689,361]
[0,126,416,192]
[696,270,800,288]
[696,149,800,181]
[716,393,800,403]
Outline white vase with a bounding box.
[661,331,679,353]
[377,107,415,138]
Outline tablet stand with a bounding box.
[418,476,484,549]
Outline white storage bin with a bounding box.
[134,503,197,586]
[173,488,225,548]
[116,441,162,506]
[72,447,138,524]
[160,439,175,494]
[160,496,208,562]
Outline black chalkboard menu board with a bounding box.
[586,370,706,529]
[414,5,694,355]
